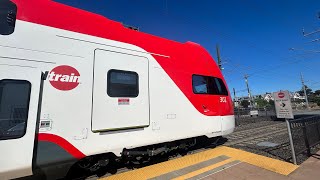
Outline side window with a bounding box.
[107,69,139,97]
[0,80,31,140]
[0,0,17,35]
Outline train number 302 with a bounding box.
[220,97,227,103]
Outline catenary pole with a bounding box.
[300,72,309,109]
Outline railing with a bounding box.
[287,115,320,164]
[234,108,276,117]
[234,108,276,126]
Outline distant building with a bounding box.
[292,92,305,101]
[235,90,307,109]
[263,93,273,102]
[237,91,305,104]
[260,91,305,102]
[233,96,250,108]
[238,96,251,101]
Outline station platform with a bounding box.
[99,146,320,180]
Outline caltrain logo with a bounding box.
[45,65,80,91]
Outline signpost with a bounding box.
[273,91,293,119]
[273,90,296,164]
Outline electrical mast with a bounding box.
[244,74,253,108]
[300,72,309,109]
[216,44,223,70]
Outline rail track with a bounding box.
[225,122,287,146]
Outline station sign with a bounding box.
[273,90,293,119]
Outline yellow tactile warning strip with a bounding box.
[101,146,299,180]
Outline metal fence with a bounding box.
[287,115,320,164]
[234,107,276,121]
[233,108,277,127]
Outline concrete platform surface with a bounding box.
[203,152,320,180]
[202,162,289,180]
[289,153,320,180]
[100,146,300,180]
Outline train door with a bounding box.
[92,49,149,132]
[0,65,41,179]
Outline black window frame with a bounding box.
[0,79,31,141]
[107,69,139,98]
[192,74,228,96]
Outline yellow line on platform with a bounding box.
[101,146,299,180]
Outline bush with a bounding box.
[240,100,250,108]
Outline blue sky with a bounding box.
[56,0,320,97]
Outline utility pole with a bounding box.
[233,88,237,107]
[300,72,309,109]
[216,44,223,70]
[244,74,253,109]
[233,88,240,121]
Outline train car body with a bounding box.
[0,0,235,179]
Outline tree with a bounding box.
[240,100,250,108]
[317,99,320,106]
[298,85,313,96]
[314,90,320,96]
[311,97,320,106]
[267,100,275,108]
[294,99,303,103]
[256,98,268,108]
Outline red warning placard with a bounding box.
[118,98,130,105]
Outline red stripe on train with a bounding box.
[38,133,86,159]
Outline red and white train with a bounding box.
[0,0,235,179]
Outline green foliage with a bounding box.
[240,100,250,108]
[311,97,320,106]
[314,90,320,96]
[255,98,268,108]
[293,99,303,103]
[268,100,275,108]
[298,85,313,96]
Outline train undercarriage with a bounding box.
[65,136,223,179]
